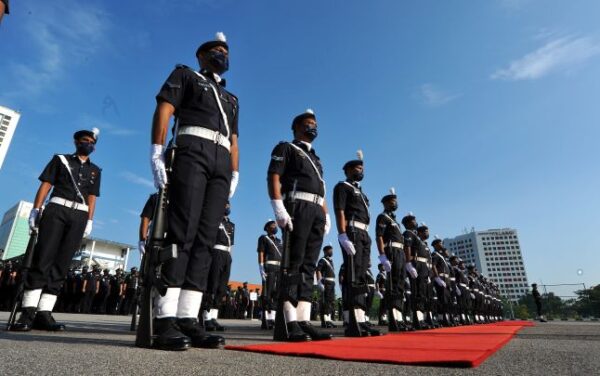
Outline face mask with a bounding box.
[224,208,231,216]
[207,50,229,74]
[76,142,95,156]
[389,204,398,212]
[351,172,364,182]
[270,227,278,236]
[304,126,318,142]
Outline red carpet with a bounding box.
[225,321,534,368]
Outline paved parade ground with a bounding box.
[0,312,598,376]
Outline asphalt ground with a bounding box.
[1,312,598,376]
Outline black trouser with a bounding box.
[458,285,468,315]
[283,200,325,304]
[366,287,375,317]
[385,246,406,310]
[341,228,371,310]
[106,293,120,314]
[264,265,279,311]
[321,281,335,317]
[434,283,450,315]
[162,136,231,291]
[203,249,232,310]
[121,288,137,315]
[411,261,429,313]
[82,290,95,313]
[25,203,88,295]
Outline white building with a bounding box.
[0,105,21,170]
[0,201,33,260]
[444,228,529,302]
[72,237,135,272]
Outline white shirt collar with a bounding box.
[212,72,222,83]
[299,140,312,151]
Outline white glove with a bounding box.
[317,281,325,291]
[229,171,239,198]
[470,293,476,300]
[29,208,40,231]
[455,287,462,297]
[83,220,93,238]
[259,264,267,280]
[378,254,392,272]
[376,291,384,299]
[271,199,293,231]
[324,213,331,235]
[405,263,418,279]
[338,233,356,256]
[138,240,146,256]
[435,276,447,288]
[150,144,168,189]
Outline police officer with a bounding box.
[450,256,467,324]
[95,269,111,314]
[315,245,336,328]
[267,109,332,341]
[107,268,124,315]
[467,265,482,323]
[416,223,437,328]
[150,32,239,350]
[401,213,428,329]
[122,267,139,315]
[375,188,408,331]
[10,128,101,331]
[375,264,387,326]
[333,151,381,337]
[431,238,452,326]
[257,220,282,329]
[202,202,234,331]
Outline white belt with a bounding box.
[178,126,231,151]
[347,220,369,231]
[415,257,429,264]
[49,197,89,212]
[450,277,456,281]
[473,289,480,292]
[439,273,449,278]
[367,284,376,288]
[266,260,281,266]
[459,283,467,287]
[213,244,231,252]
[389,242,404,249]
[324,277,335,282]
[284,191,324,206]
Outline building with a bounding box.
[444,228,529,302]
[0,105,21,170]
[0,201,33,260]
[0,200,136,272]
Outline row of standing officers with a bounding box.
[7,32,503,352]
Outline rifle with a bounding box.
[6,229,38,331]
[273,180,298,341]
[260,276,268,329]
[344,215,365,337]
[135,121,179,348]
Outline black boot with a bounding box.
[204,318,217,331]
[298,321,332,341]
[177,318,225,349]
[360,322,383,336]
[285,321,311,342]
[325,321,337,328]
[211,319,225,332]
[153,318,191,351]
[32,311,66,331]
[9,307,37,332]
[267,319,275,329]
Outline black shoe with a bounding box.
[298,321,332,341]
[325,321,337,328]
[9,307,37,332]
[360,322,383,336]
[286,321,311,342]
[32,311,66,331]
[177,318,225,349]
[153,318,191,351]
[267,319,275,329]
[211,319,225,332]
[204,318,217,332]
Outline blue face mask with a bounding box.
[76,142,95,156]
[207,50,229,74]
[224,208,231,216]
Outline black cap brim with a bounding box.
[264,220,276,231]
[343,160,363,171]
[196,41,229,56]
[291,112,316,129]
[381,194,397,203]
[73,130,97,142]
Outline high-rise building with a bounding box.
[0,200,33,260]
[0,105,21,170]
[444,228,529,302]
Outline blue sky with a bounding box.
[1,0,599,295]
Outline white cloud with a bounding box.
[78,115,137,137]
[418,84,461,107]
[491,36,600,81]
[120,171,154,189]
[1,0,110,100]
[124,209,140,217]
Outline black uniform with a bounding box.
[432,252,451,319]
[404,230,429,313]
[81,270,97,313]
[257,234,282,312]
[454,266,469,319]
[268,140,326,304]
[26,154,101,295]
[333,180,371,310]
[157,65,238,292]
[375,270,386,322]
[107,271,124,314]
[316,256,336,319]
[375,212,406,311]
[365,269,376,319]
[122,271,140,315]
[140,193,158,221]
[204,217,234,311]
